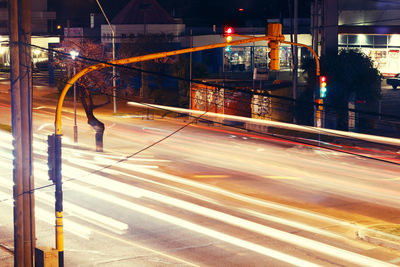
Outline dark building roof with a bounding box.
[111,0,176,24]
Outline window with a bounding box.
[224,46,252,72]
[374,36,387,47]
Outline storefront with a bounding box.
[223,45,294,72]
[0,36,60,67]
[339,34,400,76]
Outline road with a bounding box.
[0,89,400,266]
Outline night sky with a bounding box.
[48,0,312,27]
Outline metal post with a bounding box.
[73,66,78,143]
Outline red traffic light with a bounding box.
[224,26,234,34]
[320,76,327,82]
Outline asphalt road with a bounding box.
[0,87,400,266]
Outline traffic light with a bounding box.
[224,26,234,52]
[320,76,327,98]
[268,41,280,70]
[266,23,283,71]
[224,26,234,42]
[47,134,62,183]
[48,134,56,183]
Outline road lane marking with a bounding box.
[193,175,228,178]
[265,176,302,180]
[385,177,400,181]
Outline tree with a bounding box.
[118,34,185,106]
[302,49,381,130]
[55,39,112,151]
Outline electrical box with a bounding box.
[35,247,59,267]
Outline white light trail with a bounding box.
[129,168,400,258]
[36,123,53,132]
[0,150,13,160]
[239,208,341,239]
[36,206,92,239]
[67,182,322,267]
[0,190,91,239]
[94,155,170,163]
[128,102,400,146]
[67,157,158,171]
[55,165,396,266]
[0,139,13,150]
[35,191,129,234]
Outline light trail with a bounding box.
[65,181,323,267]
[128,102,400,147]
[35,191,129,234]
[0,191,92,239]
[60,166,397,267]
[128,167,400,244]
[67,157,159,170]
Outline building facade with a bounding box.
[338,0,400,76]
[0,0,58,66]
[0,0,56,34]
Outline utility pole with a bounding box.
[9,0,35,265]
[9,0,23,265]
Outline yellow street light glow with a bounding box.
[357,34,366,44]
[70,50,79,60]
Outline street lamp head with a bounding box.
[70,50,79,60]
